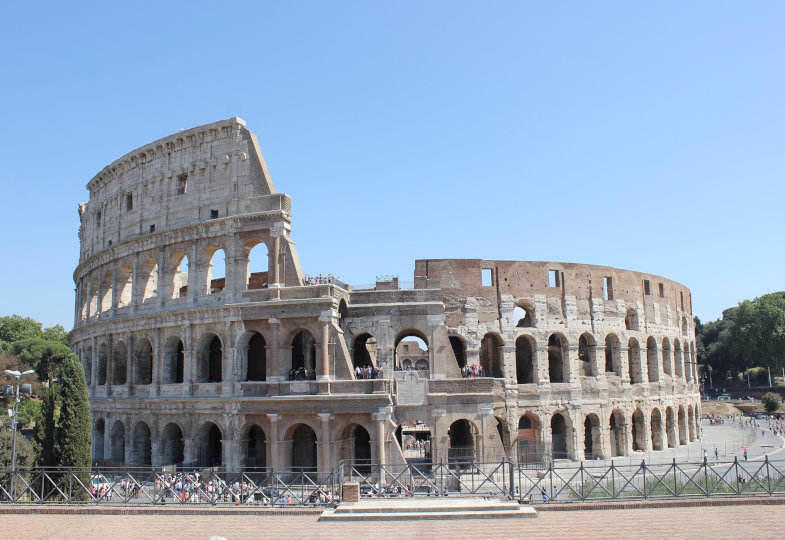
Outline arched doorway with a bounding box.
[448,419,475,465]
[161,423,184,466]
[291,424,317,471]
[551,414,568,459]
[246,425,267,470]
[516,336,535,383]
[480,333,503,378]
[246,332,267,381]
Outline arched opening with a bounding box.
[140,258,159,303]
[161,423,184,466]
[665,407,677,448]
[628,338,642,384]
[632,409,645,452]
[662,338,672,377]
[584,414,601,460]
[100,270,113,312]
[246,425,267,470]
[551,414,568,459]
[517,414,542,464]
[609,410,625,456]
[246,332,267,381]
[109,421,125,463]
[578,333,595,377]
[480,333,503,378]
[646,337,659,382]
[548,334,565,383]
[197,422,223,467]
[94,419,105,461]
[135,338,153,385]
[112,341,127,385]
[340,424,372,474]
[291,424,317,471]
[605,334,620,374]
[515,335,535,384]
[678,406,687,445]
[650,408,664,450]
[352,333,377,371]
[514,304,533,328]
[206,247,226,294]
[625,308,638,331]
[674,340,684,379]
[246,242,269,289]
[97,343,108,385]
[449,336,467,370]
[394,332,429,373]
[117,263,133,308]
[131,422,152,465]
[448,419,475,465]
[163,336,184,384]
[169,252,189,299]
[291,330,316,379]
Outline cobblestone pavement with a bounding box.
[1,504,783,540]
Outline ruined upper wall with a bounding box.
[415,259,693,330]
[77,118,283,261]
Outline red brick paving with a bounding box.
[0,503,783,540]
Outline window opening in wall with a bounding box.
[643,279,651,295]
[603,277,613,300]
[210,209,219,219]
[149,224,155,233]
[177,174,188,194]
[126,193,133,211]
[548,269,560,288]
[658,283,665,297]
[481,268,493,286]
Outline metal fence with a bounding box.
[3,456,785,506]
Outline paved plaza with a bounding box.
[1,504,783,539]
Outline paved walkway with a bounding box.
[1,503,783,539]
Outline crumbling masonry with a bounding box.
[71,118,701,471]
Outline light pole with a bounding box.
[5,369,34,501]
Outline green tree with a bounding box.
[56,354,92,471]
[762,392,782,413]
[34,387,57,467]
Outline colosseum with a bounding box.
[71,117,701,472]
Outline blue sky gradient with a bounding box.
[1,2,783,329]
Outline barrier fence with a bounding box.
[2,456,785,506]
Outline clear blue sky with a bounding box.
[1,2,783,330]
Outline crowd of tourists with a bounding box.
[461,364,485,378]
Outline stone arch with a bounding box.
[167,250,189,299]
[93,418,105,461]
[100,269,113,312]
[665,407,677,448]
[162,335,184,384]
[245,332,267,381]
[631,408,646,452]
[514,301,534,328]
[517,414,542,463]
[197,333,223,383]
[117,263,133,308]
[245,240,269,290]
[515,335,535,383]
[352,333,377,371]
[480,333,504,378]
[339,423,373,474]
[628,337,642,383]
[140,257,159,303]
[678,405,687,445]
[291,329,316,379]
[551,413,569,459]
[112,341,128,385]
[109,420,125,462]
[662,338,672,377]
[245,424,267,470]
[195,421,223,467]
[650,408,664,450]
[131,421,152,465]
[160,422,185,466]
[583,413,601,460]
[578,333,596,377]
[605,334,621,374]
[448,419,477,464]
[646,337,659,382]
[449,335,467,370]
[97,343,108,386]
[609,409,626,456]
[135,337,153,385]
[625,307,639,331]
[289,423,317,471]
[548,334,567,383]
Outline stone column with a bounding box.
[267,413,280,470]
[318,413,332,472]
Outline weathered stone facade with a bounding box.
[71,118,701,471]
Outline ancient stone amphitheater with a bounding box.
[71,118,701,471]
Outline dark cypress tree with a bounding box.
[34,386,57,467]
[57,354,92,471]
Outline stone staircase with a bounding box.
[318,497,536,521]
